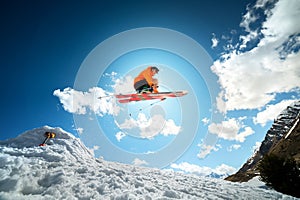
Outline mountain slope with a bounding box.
[226,100,300,182]
[0,126,297,199]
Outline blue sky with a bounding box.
[1,0,300,176]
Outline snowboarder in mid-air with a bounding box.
[134,66,159,93]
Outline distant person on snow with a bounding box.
[134,66,159,93]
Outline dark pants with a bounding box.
[134,79,152,93]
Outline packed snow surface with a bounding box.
[0,126,297,199]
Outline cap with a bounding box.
[151,66,159,73]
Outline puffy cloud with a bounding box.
[237,127,254,142]
[118,113,181,139]
[214,164,237,176]
[54,76,181,139]
[253,99,296,126]
[208,118,254,142]
[53,87,120,116]
[261,0,300,41]
[88,145,100,157]
[240,4,259,33]
[212,0,300,113]
[113,75,135,94]
[115,132,126,142]
[201,117,210,125]
[170,162,236,177]
[74,127,84,135]
[118,113,150,130]
[132,158,148,166]
[171,162,211,176]
[197,143,220,159]
[227,144,241,152]
[211,33,219,48]
[161,119,181,136]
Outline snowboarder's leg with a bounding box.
[134,79,151,93]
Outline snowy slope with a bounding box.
[0,126,297,200]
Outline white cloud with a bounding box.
[74,127,84,135]
[171,162,211,176]
[240,2,259,33]
[53,87,120,116]
[254,0,270,9]
[197,143,219,159]
[144,151,155,154]
[253,99,296,126]
[88,145,100,157]
[117,113,181,139]
[118,113,150,129]
[170,162,236,177]
[140,114,180,138]
[215,91,227,113]
[113,75,135,94]
[201,117,210,125]
[214,164,237,176]
[212,0,300,113]
[237,127,254,142]
[161,119,181,136]
[208,118,254,142]
[104,71,117,77]
[239,30,259,49]
[261,0,300,41]
[115,132,126,142]
[227,144,241,152]
[132,158,148,166]
[211,33,219,48]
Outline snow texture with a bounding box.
[0,126,297,199]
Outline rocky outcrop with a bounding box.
[225,100,300,182]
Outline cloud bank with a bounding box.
[199,0,300,159]
[212,0,300,113]
[118,113,181,139]
[208,118,254,142]
[253,99,296,126]
[53,87,119,116]
[170,162,236,177]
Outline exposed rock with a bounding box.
[226,100,300,182]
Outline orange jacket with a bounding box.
[134,67,155,86]
[134,67,158,93]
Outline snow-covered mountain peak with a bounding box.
[0,126,93,162]
[1,126,74,146]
